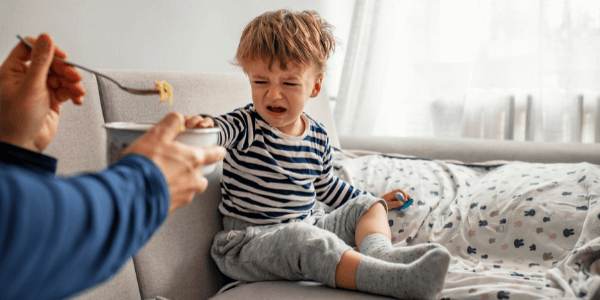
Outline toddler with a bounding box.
[188,9,451,299]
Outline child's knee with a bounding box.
[368,201,387,214]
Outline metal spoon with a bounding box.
[17,35,160,96]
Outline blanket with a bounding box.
[332,151,600,300]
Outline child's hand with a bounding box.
[184,115,215,129]
[380,189,411,210]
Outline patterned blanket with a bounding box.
[332,151,600,300]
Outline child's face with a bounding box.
[245,59,323,136]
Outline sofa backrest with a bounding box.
[96,70,341,148]
[44,71,107,176]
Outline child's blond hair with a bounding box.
[234,9,336,74]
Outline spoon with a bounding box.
[17,35,160,96]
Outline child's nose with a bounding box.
[268,87,282,98]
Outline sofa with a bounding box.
[47,70,600,300]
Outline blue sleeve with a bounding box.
[0,154,169,300]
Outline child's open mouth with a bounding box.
[267,106,287,114]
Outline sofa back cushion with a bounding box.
[96,70,340,148]
[44,71,107,176]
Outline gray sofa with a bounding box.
[46,70,600,300]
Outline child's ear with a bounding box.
[310,73,324,98]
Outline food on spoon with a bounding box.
[155,80,173,104]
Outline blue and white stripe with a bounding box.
[214,104,368,224]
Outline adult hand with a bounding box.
[0,33,85,152]
[380,189,411,210]
[122,112,226,215]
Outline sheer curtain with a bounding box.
[334,0,600,143]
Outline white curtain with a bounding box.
[334,0,600,143]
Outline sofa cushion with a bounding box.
[66,259,141,300]
[210,281,394,299]
[132,164,228,300]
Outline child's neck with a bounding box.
[277,115,306,137]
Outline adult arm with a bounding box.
[0,146,168,299]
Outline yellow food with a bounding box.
[155,80,173,104]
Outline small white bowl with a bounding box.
[104,122,221,174]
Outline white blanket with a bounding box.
[332,151,600,299]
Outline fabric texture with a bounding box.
[43,71,107,177]
[0,142,169,300]
[213,104,371,224]
[211,195,383,288]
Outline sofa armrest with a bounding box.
[339,135,600,165]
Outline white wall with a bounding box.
[0,0,354,96]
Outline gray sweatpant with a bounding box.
[211,195,386,288]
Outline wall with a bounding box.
[0,0,354,96]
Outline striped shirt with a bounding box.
[214,104,369,224]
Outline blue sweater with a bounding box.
[0,142,169,299]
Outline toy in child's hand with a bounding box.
[392,192,413,211]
